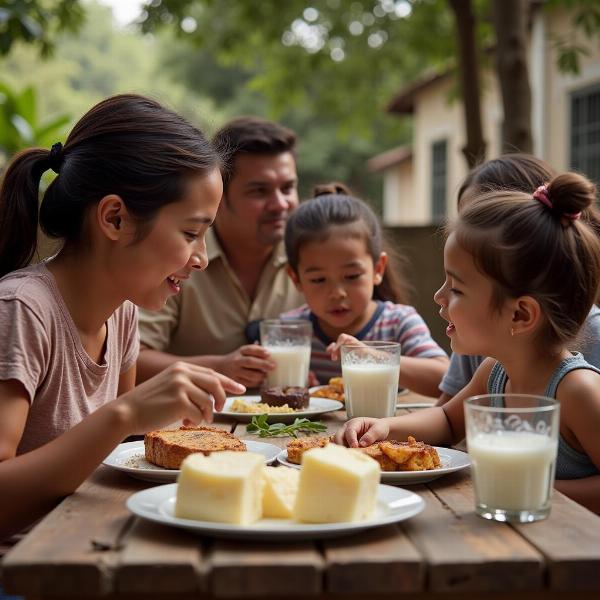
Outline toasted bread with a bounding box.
[286,436,331,464]
[145,426,246,469]
[379,436,441,471]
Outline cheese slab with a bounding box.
[293,444,380,523]
[175,451,264,524]
[262,466,300,519]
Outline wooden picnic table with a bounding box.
[2,392,600,600]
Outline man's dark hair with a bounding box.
[212,116,296,190]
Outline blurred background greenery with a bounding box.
[0,0,425,205]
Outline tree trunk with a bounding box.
[491,0,533,154]
[448,0,486,169]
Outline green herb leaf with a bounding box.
[247,415,328,438]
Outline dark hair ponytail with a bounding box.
[0,149,49,277]
[0,94,221,278]
[457,153,556,210]
[285,182,411,304]
[453,170,600,347]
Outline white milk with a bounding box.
[468,431,557,511]
[342,363,400,418]
[264,345,311,387]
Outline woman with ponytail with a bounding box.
[0,95,245,540]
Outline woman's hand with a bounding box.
[333,417,390,448]
[116,361,245,434]
[216,344,275,388]
[327,333,361,361]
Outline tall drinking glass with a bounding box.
[341,341,401,419]
[465,394,559,523]
[259,319,312,387]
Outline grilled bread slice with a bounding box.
[145,426,246,469]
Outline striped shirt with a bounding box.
[280,301,447,384]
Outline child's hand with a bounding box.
[116,362,245,434]
[327,333,362,361]
[217,344,276,388]
[308,370,319,387]
[333,417,390,448]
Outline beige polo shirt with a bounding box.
[138,229,304,356]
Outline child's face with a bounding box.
[289,231,386,339]
[121,168,223,310]
[434,233,510,355]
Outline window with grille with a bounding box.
[431,139,448,221]
[571,83,600,187]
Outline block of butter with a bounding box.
[262,466,300,519]
[293,444,380,523]
[175,451,264,524]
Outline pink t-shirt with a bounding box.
[0,262,139,455]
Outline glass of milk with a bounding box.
[259,319,312,387]
[465,394,560,523]
[341,342,401,419]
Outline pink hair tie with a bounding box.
[533,184,581,221]
[533,185,552,209]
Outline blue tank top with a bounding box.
[487,353,599,479]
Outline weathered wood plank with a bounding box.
[115,519,206,594]
[511,491,600,591]
[323,524,423,594]
[2,467,143,597]
[208,540,323,597]
[402,474,543,593]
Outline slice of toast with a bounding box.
[145,426,246,469]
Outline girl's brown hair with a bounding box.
[0,94,221,278]
[285,182,411,304]
[451,172,600,348]
[457,153,556,210]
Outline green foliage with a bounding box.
[0,80,70,164]
[0,0,84,56]
[246,414,328,438]
[140,0,467,135]
[546,0,600,74]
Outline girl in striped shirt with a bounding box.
[280,184,448,397]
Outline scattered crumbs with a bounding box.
[122,453,166,471]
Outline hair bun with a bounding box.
[312,181,353,197]
[547,172,597,218]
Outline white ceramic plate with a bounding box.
[308,386,428,408]
[219,396,343,423]
[276,447,470,485]
[126,482,424,540]
[103,440,281,483]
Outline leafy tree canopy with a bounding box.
[0,0,85,56]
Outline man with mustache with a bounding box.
[136,117,303,388]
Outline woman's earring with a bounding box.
[374,274,382,284]
[510,328,515,337]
